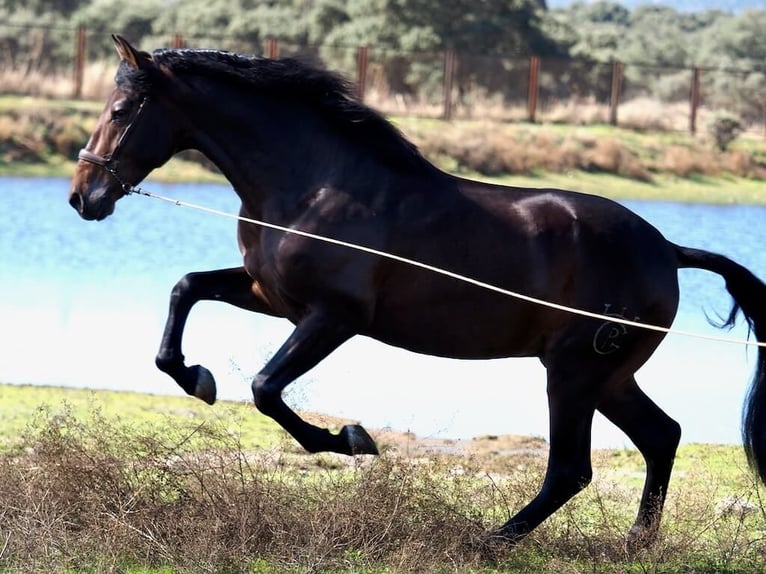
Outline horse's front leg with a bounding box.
[252,310,379,456]
[155,267,279,404]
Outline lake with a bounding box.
[2,175,765,448]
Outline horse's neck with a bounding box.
[186,96,364,216]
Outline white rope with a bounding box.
[132,187,766,350]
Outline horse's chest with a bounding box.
[242,229,377,323]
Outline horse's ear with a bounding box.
[112,34,151,69]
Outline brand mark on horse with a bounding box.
[593,304,640,355]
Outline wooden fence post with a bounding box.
[442,49,456,121]
[267,38,279,59]
[689,66,701,134]
[527,55,540,123]
[609,60,623,126]
[356,45,368,102]
[73,25,86,99]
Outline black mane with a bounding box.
[117,48,432,170]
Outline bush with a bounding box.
[708,112,744,152]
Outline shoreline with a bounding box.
[2,94,765,206]
[4,166,766,207]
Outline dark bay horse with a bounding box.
[69,35,766,548]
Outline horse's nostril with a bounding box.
[69,191,84,213]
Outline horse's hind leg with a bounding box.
[598,376,681,550]
[155,267,278,404]
[493,369,598,544]
[251,310,378,456]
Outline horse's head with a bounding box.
[69,35,179,220]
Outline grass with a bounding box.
[0,383,764,573]
[0,384,288,456]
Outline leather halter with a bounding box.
[77,97,150,191]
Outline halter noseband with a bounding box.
[77,97,150,193]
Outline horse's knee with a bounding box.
[170,272,198,301]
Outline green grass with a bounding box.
[0,383,284,455]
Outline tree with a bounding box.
[1,0,85,17]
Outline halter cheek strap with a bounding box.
[77,97,151,191]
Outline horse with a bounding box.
[69,35,766,548]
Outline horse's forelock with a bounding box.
[115,59,157,97]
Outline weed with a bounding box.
[0,397,764,573]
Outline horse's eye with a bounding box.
[110,102,132,124]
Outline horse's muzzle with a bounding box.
[68,186,114,221]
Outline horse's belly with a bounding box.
[366,297,547,359]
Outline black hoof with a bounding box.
[189,364,217,405]
[339,424,378,455]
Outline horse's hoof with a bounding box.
[190,364,217,405]
[340,424,378,455]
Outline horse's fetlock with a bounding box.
[155,352,182,374]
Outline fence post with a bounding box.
[171,34,184,49]
[689,66,701,134]
[527,55,540,123]
[442,49,456,121]
[356,45,368,102]
[73,25,86,99]
[267,38,279,59]
[609,60,623,126]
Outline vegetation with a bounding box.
[2,95,764,206]
[1,0,765,122]
[0,383,763,573]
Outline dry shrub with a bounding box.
[412,123,656,181]
[0,70,75,99]
[570,137,650,181]
[0,63,115,101]
[580,138,648,180]
[660,145,715,177]
[2,407,766,573]
[618,99,688,132]
[659,145,766,180]
[721,150,766,179]
[0,407,499,573]
[0,107,93,164]
[542,100,609,126]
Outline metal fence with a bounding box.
[2,24,765,135]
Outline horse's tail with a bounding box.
[675,244,766,483]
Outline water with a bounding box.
[2,175,765,448]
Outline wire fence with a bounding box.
[2,23,765,135]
